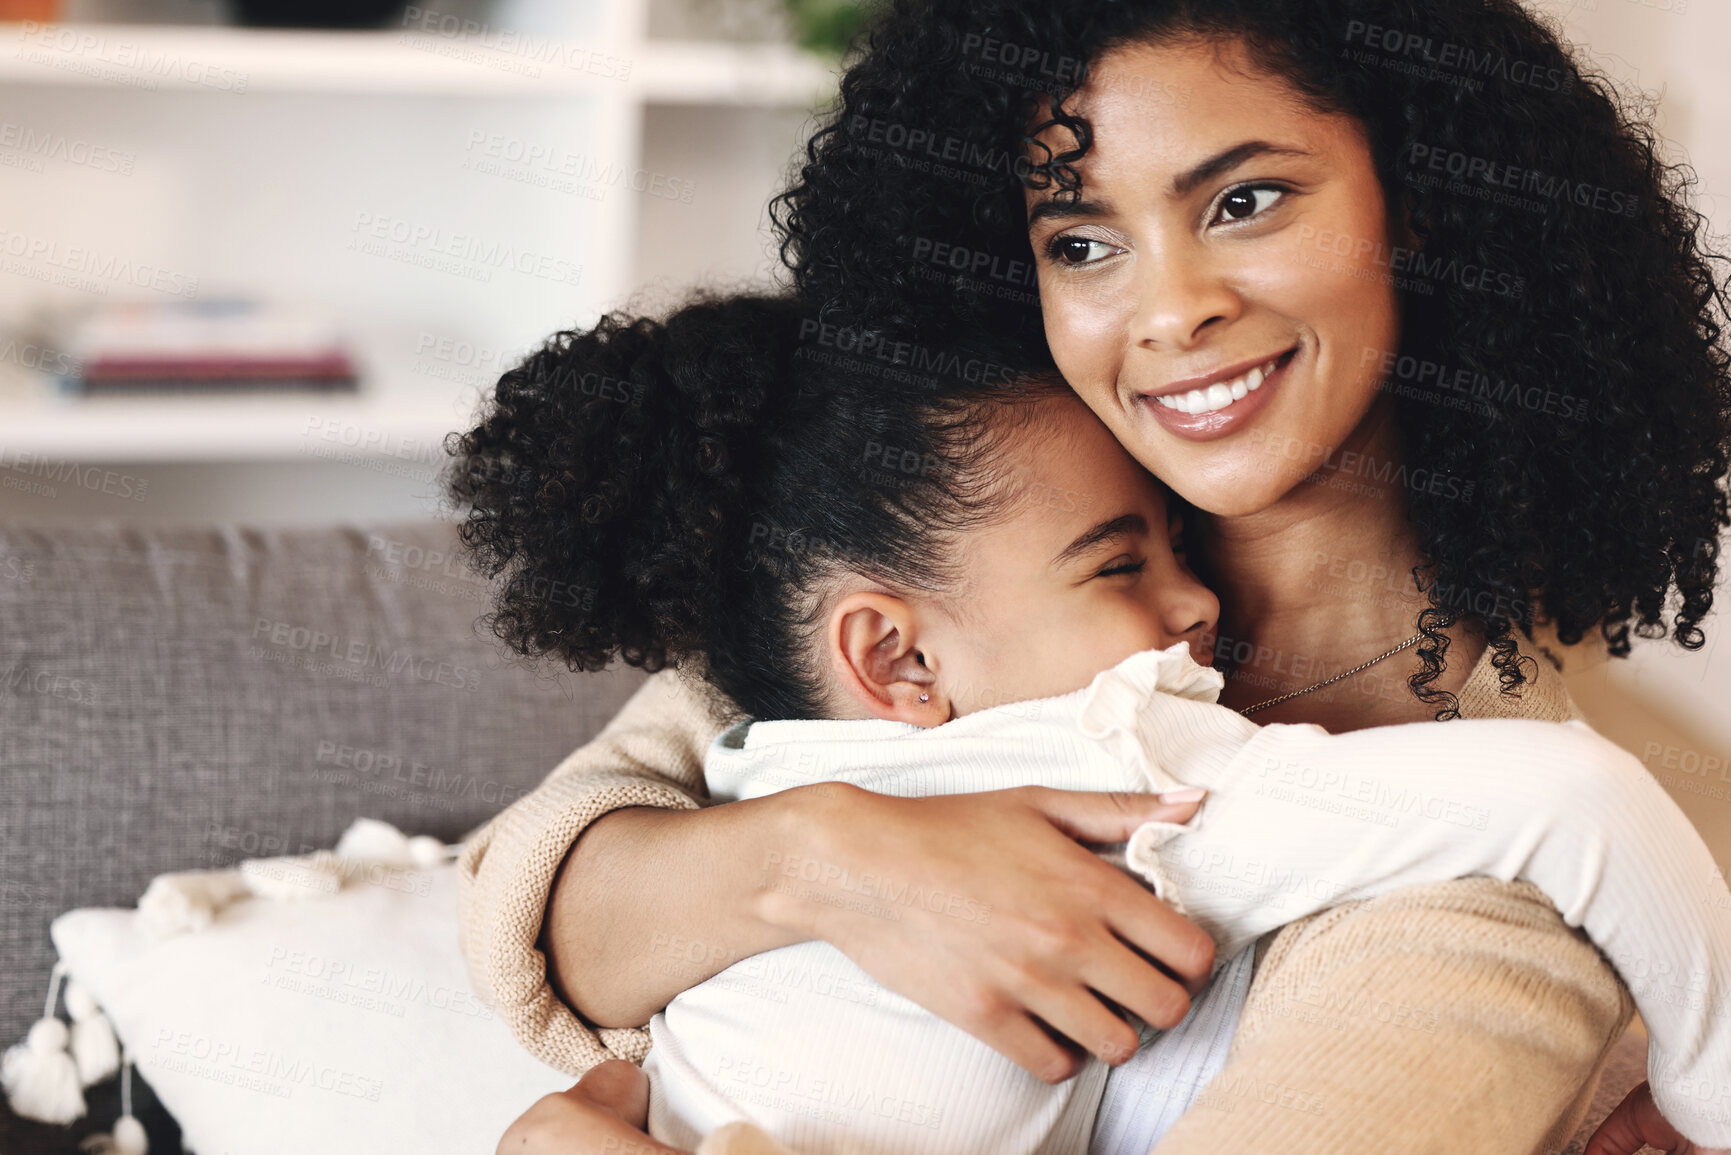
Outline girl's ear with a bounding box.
[827,591,951,727]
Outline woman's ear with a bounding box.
[827,591,951,726]
[1393,188,1424,251]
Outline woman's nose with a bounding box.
[1129,246,1241,351]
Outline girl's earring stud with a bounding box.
[918,692,929,703]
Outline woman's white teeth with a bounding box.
[1155,357,1279,414]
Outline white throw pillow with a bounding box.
[51,863,571,1155]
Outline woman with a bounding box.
[466,0,1730,1150]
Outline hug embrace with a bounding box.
[442,1,1731,1153]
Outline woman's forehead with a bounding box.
[1028,37,1355,188]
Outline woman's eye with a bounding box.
[1047,236,1118,266]
[1096,558,1146,579]
[1211,184,1284,226]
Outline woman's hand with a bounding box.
[549,781,1209,1082]
[498,1059,686,1155]
[766,782,1214,1082]
[1585,1082,1731,1155]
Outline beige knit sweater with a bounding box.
[458,640,1633,1154]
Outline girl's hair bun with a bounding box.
[446,294,805,678]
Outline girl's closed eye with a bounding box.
[1096,557,1146,579]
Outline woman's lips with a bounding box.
[1138,349,1296,442]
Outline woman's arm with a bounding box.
[1151,877,1634,1155]
[563,777,1215,1059]
[458,669,732,1070]
[502,881,1633,1155]
[542,794,803,1030]
[465,668,1217,1079]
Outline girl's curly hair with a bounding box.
[772,0,1731,715]
[445,293,1062,720]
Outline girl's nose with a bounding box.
[1164,576,1220,663]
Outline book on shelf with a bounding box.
[61,299,359,396]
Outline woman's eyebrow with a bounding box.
[1027,197,1112,230]
[1052,513,1148,567]
[1026,141,1313,228]
[1171,140,1312,197]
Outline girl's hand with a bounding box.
[1585,1081,1731,1155]
[497,1059,686,1155]
[768,782,1214,1083]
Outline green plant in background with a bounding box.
[783,0,878,56]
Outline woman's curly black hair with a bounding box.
[771,0,1731,715]
[445,293,1063,720]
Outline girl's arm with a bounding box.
[462,669,1217,1078]
[1140,718,1730,1145]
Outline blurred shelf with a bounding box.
[0,24,838,103]
[0,11,830,469]
[0,336,488,461]
[0,392,471,462]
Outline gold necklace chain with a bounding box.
[1236,628,1430,717]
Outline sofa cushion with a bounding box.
[50,859,573,1155]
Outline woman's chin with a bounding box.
[1187,491,1293,520]
[1156,469,1309,521]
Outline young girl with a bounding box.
[449,295,1730,1155]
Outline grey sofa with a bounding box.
[0,521,1649,1153]
[0,520,644,1151]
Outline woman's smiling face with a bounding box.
[1027,36,1404,519]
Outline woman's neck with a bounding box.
[1202,403,1482,729]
